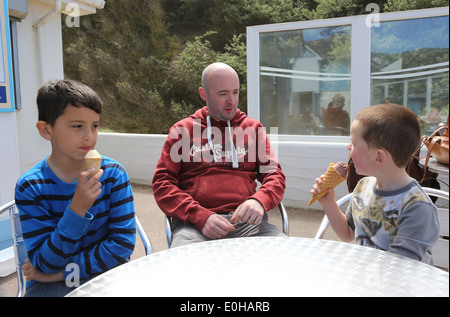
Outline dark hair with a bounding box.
[36,80,102,126]
[355,103,421,168]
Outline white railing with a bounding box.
[96,132,350,208]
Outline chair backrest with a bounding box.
[164,214,172,247]
[165,202,289,247]
[424,187,449,269]
[278,202,289,236]
[0,200,26,297]
[314,187,449,269]
[314,193,351,239]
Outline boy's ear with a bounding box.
[36,121,53,140]
[375,148,387,166]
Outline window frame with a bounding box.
[246,6,449,142]
[9,19,22,110]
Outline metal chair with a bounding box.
[314,193,351,239]
[0,200,152,297]
[0,201,26,297]
[136,215,153,256]
[314,187,449,269]
[424,188,449,269]
[165,202,289,247]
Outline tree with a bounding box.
[168,32,248,117]
[384,0,449,12]
[62,0,447,134]
[63,0,179,133]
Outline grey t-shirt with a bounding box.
[346,177,439,264]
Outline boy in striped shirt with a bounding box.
[15,80,136,296]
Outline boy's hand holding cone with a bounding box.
[308,162,348,206]
[71,150,103,217]
[85,149,102,171]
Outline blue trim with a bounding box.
[0,0,15,112]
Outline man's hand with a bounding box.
[70,169,103,217]
[231,199,265,226]
[201,214,235,239]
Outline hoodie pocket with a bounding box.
[190,173,255,210]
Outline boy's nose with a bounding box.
[83,129,93,140]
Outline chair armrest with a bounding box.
[135,215,153,255]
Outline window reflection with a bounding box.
[260,26,351,136]
[371,16,449,134]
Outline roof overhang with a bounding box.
[36,0,105,16]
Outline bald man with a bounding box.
[153,62,286,247]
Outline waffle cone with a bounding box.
[84,157,102,171]
[308,162,346,206]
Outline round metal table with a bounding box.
[66,237,449,297]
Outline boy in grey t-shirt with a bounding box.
[311,104,439,264]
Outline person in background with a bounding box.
[323,93,350,135]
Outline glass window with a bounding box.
[259,25,351,136]
[371,16,449,134]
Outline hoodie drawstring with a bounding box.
[206,115,218,163]
[206,115,239,168]
[227,121,239,168]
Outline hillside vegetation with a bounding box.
[62,0,447,134]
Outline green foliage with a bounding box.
[63,0,178,133]
[62,0,447,134]
[303,0,384,20]
[384,0,449,12]
[162,0,313,47]
[168,32,248,117]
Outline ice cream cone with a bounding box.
[84,149,102,171]
[308,162,346,206]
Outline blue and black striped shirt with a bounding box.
[15,156,136,287]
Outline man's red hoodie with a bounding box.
[152,107,286,231]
